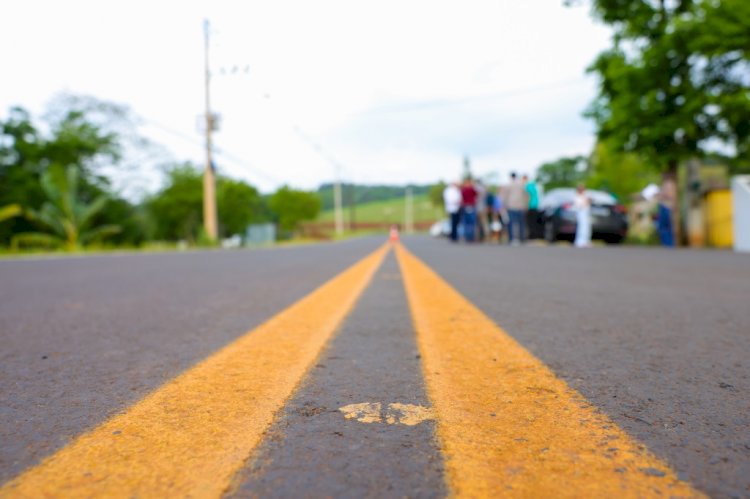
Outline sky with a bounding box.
[1,0,612,195]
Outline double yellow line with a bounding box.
[1,243,703,498]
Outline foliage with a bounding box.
[269,186,321,234]
[0,96,147,247]
[429,181,447,210]
[146,165,203,242]
[535,156,590,190]
[0,204,21,223]
[217,177,268,237]
[579,0,750,170]
[12,166,120,251]
[147,164,269,242]
[587,142,659,200]
[536,145,660,201]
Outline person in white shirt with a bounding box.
[443,181,462,242]
[574,183,592,248]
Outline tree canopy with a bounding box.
[269,186,321,233]
[536,156,590,190]
[0,97,145,247]
[578,0,750,170]
[147,164,270,242]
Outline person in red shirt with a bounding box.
[460,178,478,242]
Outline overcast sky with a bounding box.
[2,0,611,195]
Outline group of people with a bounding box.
[443,173,542,245]
[443,173,594,247]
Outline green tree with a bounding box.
[429,181,447,210]
[579,0,750,171]
[13,166,120,251]
[217,177,267,237]
[147,165,203,242]
[148,164,268,242]
[269,186,321,234]
[1,96,150,247]
[587,142,659,201]
[535,156,589,190]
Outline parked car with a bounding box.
[540,188,628,244]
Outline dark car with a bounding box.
[541,188,628,244]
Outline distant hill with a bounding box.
[316,183,432,211]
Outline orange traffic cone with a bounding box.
[389,225,399,242]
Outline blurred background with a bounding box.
[1,0,748,250]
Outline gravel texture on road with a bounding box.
[0,238,383,483]
[231,253,445,499]
[403,236,750,499]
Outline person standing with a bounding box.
[574,183,592,248]
[494,187,507,242]
[657,173,677,247]
[503,172,528,245]
[443,181,462,242]
[523,174,541,239]
[460,177,478,242]
[474,179,487,242]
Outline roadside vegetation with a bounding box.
[2,1,747,252]
[0,95,321,253]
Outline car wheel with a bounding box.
[544,220,556,243]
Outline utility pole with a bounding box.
[348,184,356,231]
[333,168,344,236]
[203,19,218,241]
[291,127,344,237]
[405,186,414,234]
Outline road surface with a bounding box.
[1,236,748,497]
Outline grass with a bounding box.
[316,194,442,225]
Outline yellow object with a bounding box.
[706,190,734,248]
[395,244,703,498]
[1,244,389,499]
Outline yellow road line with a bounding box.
[1,244,390,499]
[395,244,703,498]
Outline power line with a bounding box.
[355,78,590,116]
[139,117,282,186]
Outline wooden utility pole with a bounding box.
[203,19,218,241]
[333,168,344,236]
[405,186,414,234]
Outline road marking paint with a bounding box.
[338,402,435,426]
[1,244,390,499]
[340,402,383,423]
[395,244,704,498]
[385,403,435,426]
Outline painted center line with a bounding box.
[339,402,436,426]
[395,243,704,498]
[1,244,390,498]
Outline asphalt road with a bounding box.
[1,236,748,497]
[0,239,383,483]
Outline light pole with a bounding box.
[203,19,218,241]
